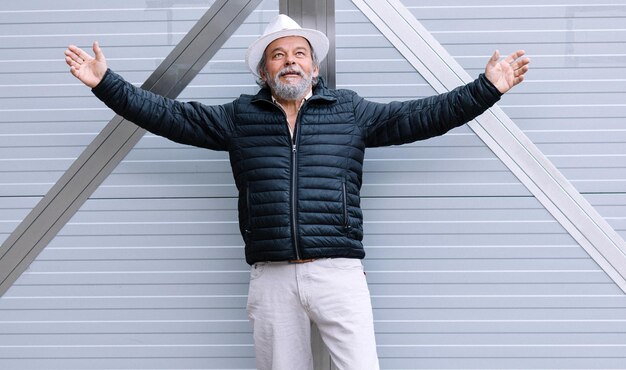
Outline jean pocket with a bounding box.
[328,258,363,270]
[250,262,267,280]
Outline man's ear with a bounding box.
[313,65,319,78]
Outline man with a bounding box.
[65,14,529,370]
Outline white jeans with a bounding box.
[246,258,380,370]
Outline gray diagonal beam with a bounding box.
[0,0,263,297]
[352,0,626,292]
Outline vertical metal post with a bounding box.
[279,1,336,368]
[281,0,336,89]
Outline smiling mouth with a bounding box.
[280,70,303,78]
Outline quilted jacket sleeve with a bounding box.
[354,73,502,148]
[91,69,235,151]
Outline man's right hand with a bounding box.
[64,41,108,88]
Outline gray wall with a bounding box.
[405,0,626,210]
[1,0,626,369]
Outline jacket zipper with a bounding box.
[272,101,304,260]
[291,104,307,260]
[291,141,300,259]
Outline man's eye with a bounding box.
[273,53,284,59]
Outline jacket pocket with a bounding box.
[341,179,352,233]
[244,184,253,239]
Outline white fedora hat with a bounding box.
[245,14,329,77]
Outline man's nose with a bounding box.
[284,54,296,65]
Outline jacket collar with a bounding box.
[251,76,337,104]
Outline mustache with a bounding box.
[278,67,304,77]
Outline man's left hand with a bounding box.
[485,50,530,94]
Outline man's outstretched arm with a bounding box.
[357,49,530,147]
[63,42,234,151]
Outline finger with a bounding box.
[93,41,105,61]
[69,44,93,62]
[68,59,84,78]
[519,57,531,68]
[64,50,84,65]
[511,57,531,72]
[67,45,83,58]
[504,49,525,64]
[64,56,75,68]
[69,65,80,78]
[518,64,530,76]
[64,53,84,69]
[491,50,500,62]
[487,50,500,67]
[512,65,529,84]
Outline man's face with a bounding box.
[261,36,319,101]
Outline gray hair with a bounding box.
[255,41,320,88]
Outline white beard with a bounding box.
[266,66,313,101]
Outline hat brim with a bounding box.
[245,28,329,78]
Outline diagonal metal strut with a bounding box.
[352,0,626,292]
[0,0,263,296]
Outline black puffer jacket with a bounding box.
[92,69,501,264]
